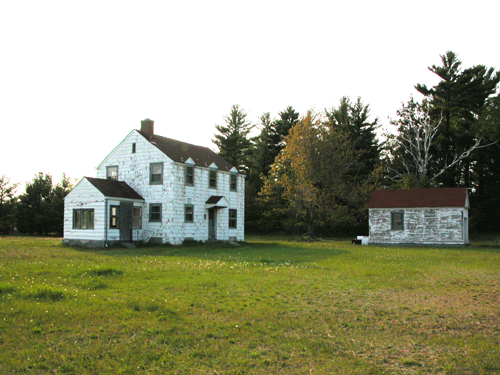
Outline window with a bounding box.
[230,174,237,191]
[150,162,163,185]
[185,204,194,223]
[209,170,217,188]
[106,166,118,180]
[132,143,136,153]
[73,209,94,229]
[133,207,142,229]
[186,166,194,186]
[110,205,119,228]
[391,211,404,230]
[229,209,237,229]
[149,203,162,222]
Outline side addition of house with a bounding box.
[63,119,245,247]
[367,188,469,246]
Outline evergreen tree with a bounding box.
[325,97,381,181]
[213,104,253,172]
[0,175,18,234]
[415,51,500,187]
[16,173,74,235]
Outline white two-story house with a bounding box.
[63,119,245,247]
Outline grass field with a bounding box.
[0,236,499,374]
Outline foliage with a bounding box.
[261,110,379,237]
[0,175,18,234]
[415,50,500,187]
[1,236,499,374]
[245,107,300,234]
[213,104,254,172]
[15,173,74,236]
[325,96,381,180]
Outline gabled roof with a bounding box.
[367,188,468,208]
[138,131,235,172]
[86,177,144,201]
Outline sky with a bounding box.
[1,0,499,191]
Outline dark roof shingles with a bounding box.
[86,177,144,200]
[367,188,467,208]
[139,131,234,171]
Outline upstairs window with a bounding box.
[186,166,194,186]
[133,207,142,229]
[73,209,94,230]
[132,143,136,153]
[150,162,163,185]
[106,166,118,180]
[149,203,162,222]
[229,209,237,229]
[391,211,404,230]
[209,170,217,188]
[185,204,194,223]
[110,205,120,229]
[230,174,237,191]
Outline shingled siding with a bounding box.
[369,207,467,245]
[96,130,244,244]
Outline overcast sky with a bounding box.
[1,0,499,190]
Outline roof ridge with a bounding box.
[140,130,215,152]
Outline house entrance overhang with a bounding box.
[205,196,229,209]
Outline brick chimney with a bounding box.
[141,118,154,138]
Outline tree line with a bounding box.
[214,51,500,237]
[0,174,73,235]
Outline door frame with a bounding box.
[208,208,217,240]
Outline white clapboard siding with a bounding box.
[63,179,105,240]
[369,207,467,245]
[88,129,245,244]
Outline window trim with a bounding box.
[229,209,237,229]
[230,174,237,191]
[72,209,94,230]
[209,170,217,189]
[391,211,404,230]
[149,203,162,223]
[106,166,118,181]
[109,205,120,229]
[186,166,194,186]
[133,206,142,229]
[150,162,164,185]
[184,204,194,223]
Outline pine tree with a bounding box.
[325,97,381,180]
[213,104,253,172]
[0,175,18,234]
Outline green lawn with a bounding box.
[0,236,499,374]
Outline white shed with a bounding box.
[368,188,469,246]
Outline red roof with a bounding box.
[367,188,468,208]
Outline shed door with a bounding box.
[120,201,134,242]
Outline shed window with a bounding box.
[209,170,217,188]
[150,162,163,185]
[391,212,404,230]
[185,204,194,223]
[186,166,194,186]
[149,203,162,222]
[73,209,94,230]
[229,209,237,229]
[132,143,136,153]
[110,205,119,228]
[133,207,142,229]
[106,166,118,180]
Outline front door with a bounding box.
[119,201,134,242]
[208,208,216,240]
